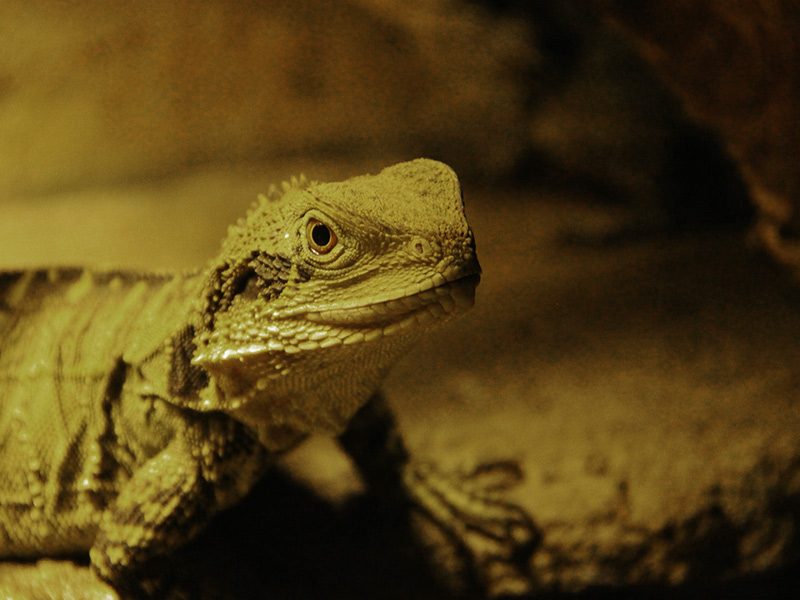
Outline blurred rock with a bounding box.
[595,0,800,270]
[0,0,533,197]
[478,1,753,236]
[0,0,759,239]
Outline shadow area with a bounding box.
[177,468,453,600]
[174,464,800,600]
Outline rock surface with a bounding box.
[386,192,800,592]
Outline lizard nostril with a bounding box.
[410,237,432,257]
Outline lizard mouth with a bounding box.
[302,272,479,332]
[194,271,480,366]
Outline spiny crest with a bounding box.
[226,173,316,240]
[257,173,314,205]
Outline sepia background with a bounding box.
[1,0,799,597]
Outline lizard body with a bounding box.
[0,160,536,596]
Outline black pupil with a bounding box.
[311,223,331,247]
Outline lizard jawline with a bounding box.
[299,273,478,329]
[193,274,478,365]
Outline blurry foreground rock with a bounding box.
[0,560,116,599]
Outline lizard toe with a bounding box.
[404,459,539,597]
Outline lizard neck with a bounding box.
[190,337,403,447]
[128,270,212,406]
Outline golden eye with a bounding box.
[306,218,337,255]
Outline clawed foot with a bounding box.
[403,459,539,597]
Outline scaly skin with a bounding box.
[0,160,537,597]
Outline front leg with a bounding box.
[338,393,539,597]
[90,436,208,595]
[91,416,266,596]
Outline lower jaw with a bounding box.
[298,304,459,349]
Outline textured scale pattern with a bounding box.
[0,269,200,555]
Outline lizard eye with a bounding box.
[306,218,337,255]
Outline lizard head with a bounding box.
[193,159,479,436]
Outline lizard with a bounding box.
[0,159,538,598]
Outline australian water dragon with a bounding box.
[0,159,536,597]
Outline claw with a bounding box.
[403,460,539,597]
[462,460,525,492]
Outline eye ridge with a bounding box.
[307,218,337,255]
